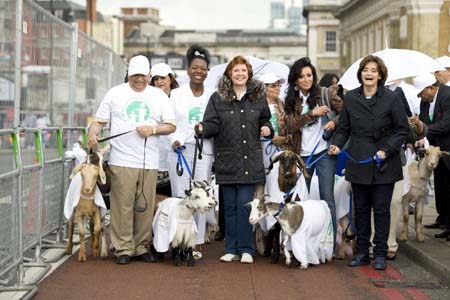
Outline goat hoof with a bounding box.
[187,260,195,267]
[78,254,86,262]
[400,235,407,242]
[92,250,99,257]
[416,237,424,243]
[270,253,280,264]
[300,264,308,270]
[174,260,182,267]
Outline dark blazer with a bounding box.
[333,85,410,184]
[419,84,450,170]
[202,78,273,185]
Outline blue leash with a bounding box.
[341,150,384,167]
[305,132,328,168]
[261,138,280,161]
[175,146,192,177]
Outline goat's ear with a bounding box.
[70,164,84,179]
[440,151,450,157]
[184,189,191,197]
[97,166,107,185]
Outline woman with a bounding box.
[166,45,215,259]
[197,56,273,264]
[284,57,342,245]
[150,63,179,196]
[328,55,409,270]
[150,63,179,96]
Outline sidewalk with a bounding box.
[399,202,450,288]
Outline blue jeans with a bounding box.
[222,184,255,255]
[302,150,338,247]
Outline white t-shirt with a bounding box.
[299,91,327,156]
[95,83,176,169]
[168,84,214,154]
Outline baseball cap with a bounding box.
[413,73,437,95]
[258,72,286,85]
[436,56,450,68]
[128,55,150,76]
[151,63,174,78]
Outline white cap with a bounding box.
[258,72,286,85]
[436,56,450,68]
[151,63,174,78]
[128,55,150,76]
[413,73,437,95]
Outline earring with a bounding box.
[294,85,299,91]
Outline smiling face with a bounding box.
[230,63,249,88]
[361,61,381,88]
[188,58,208,85]
[152,75,171,95]
[128,74,150,92]
[296,66,314,95]
[265,81,281,101]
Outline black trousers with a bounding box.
[434,163,450,229]
[351,182,395,258]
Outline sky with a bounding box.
[74,0,275,30]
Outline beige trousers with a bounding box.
[109,166,157,257]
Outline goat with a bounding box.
[66,160,108,262]
[257,150,309,264]
[152,181,216,267]
[400,146,448,242]
[249,197,333,269]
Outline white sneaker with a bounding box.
[240,253,253,264]
[220,253,240,262]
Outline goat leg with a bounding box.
[415,199,424,242]
[173,247,182,267]
[66,215,75,255]
[100,223,108,258]
[400,194,410,242]
[270,223,281,264]
[92,208,102,257]
[76,214,87,262]
[187,247,195,267]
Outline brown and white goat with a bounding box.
[249,197,333,269]
[66,160,108,262]
[153,181,216,267]
[400,146,449,242]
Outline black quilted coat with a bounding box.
[202,77,273,185]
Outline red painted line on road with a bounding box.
[379,288,408,300]
[360,265,383,279]
[405,288,429,300]
[385,265,406,281]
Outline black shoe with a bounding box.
[134,252,159,263]
[116,255,131,265]
[215,231,224,241]
[348,254,370,267]
[434,229,450,239]
[373,257,387,270]
[424,222,444,229]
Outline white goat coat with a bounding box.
[284,200,334,266]
[152,197,198,252]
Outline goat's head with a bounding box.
[184,181,216,213]
[70,163,106,195]
[268,150,309,193]
[419,146,449,171]
[248,197,268,225]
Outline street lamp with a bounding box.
[143,34,151,60]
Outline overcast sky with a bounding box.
[74,0,274,30]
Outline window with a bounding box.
[325,31,337,53]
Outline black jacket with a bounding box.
[419,84,450,170]
[333,85,410,184]
[202,77,273,185]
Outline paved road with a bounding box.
[31,236,449,300]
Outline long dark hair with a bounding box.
[285,57,319,114]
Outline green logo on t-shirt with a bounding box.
[125,100,151,125]
[270,114,279,135]
[188,106,204,125]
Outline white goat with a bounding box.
[400,146,449,242]
[152,181,216,266]
[249,197,333,269]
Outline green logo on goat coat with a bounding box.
[125,100,151,125]
[188,106,204,125]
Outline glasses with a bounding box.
[153,76,168,81]
[266,83,281,88]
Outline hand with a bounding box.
[323,120,335,131]
[328,145,340,155]
[312,105,329,117]
[374,150,386,160]
[260,126,270,137]
[195,123,203,137]
[409,115,424,135]
[87,134,99,148]
[171,140,182,151]
[136,126,153,138]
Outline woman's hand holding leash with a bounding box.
[260,126,270,137]
[328,145,340,155]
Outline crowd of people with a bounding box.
[87,45,450,271]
